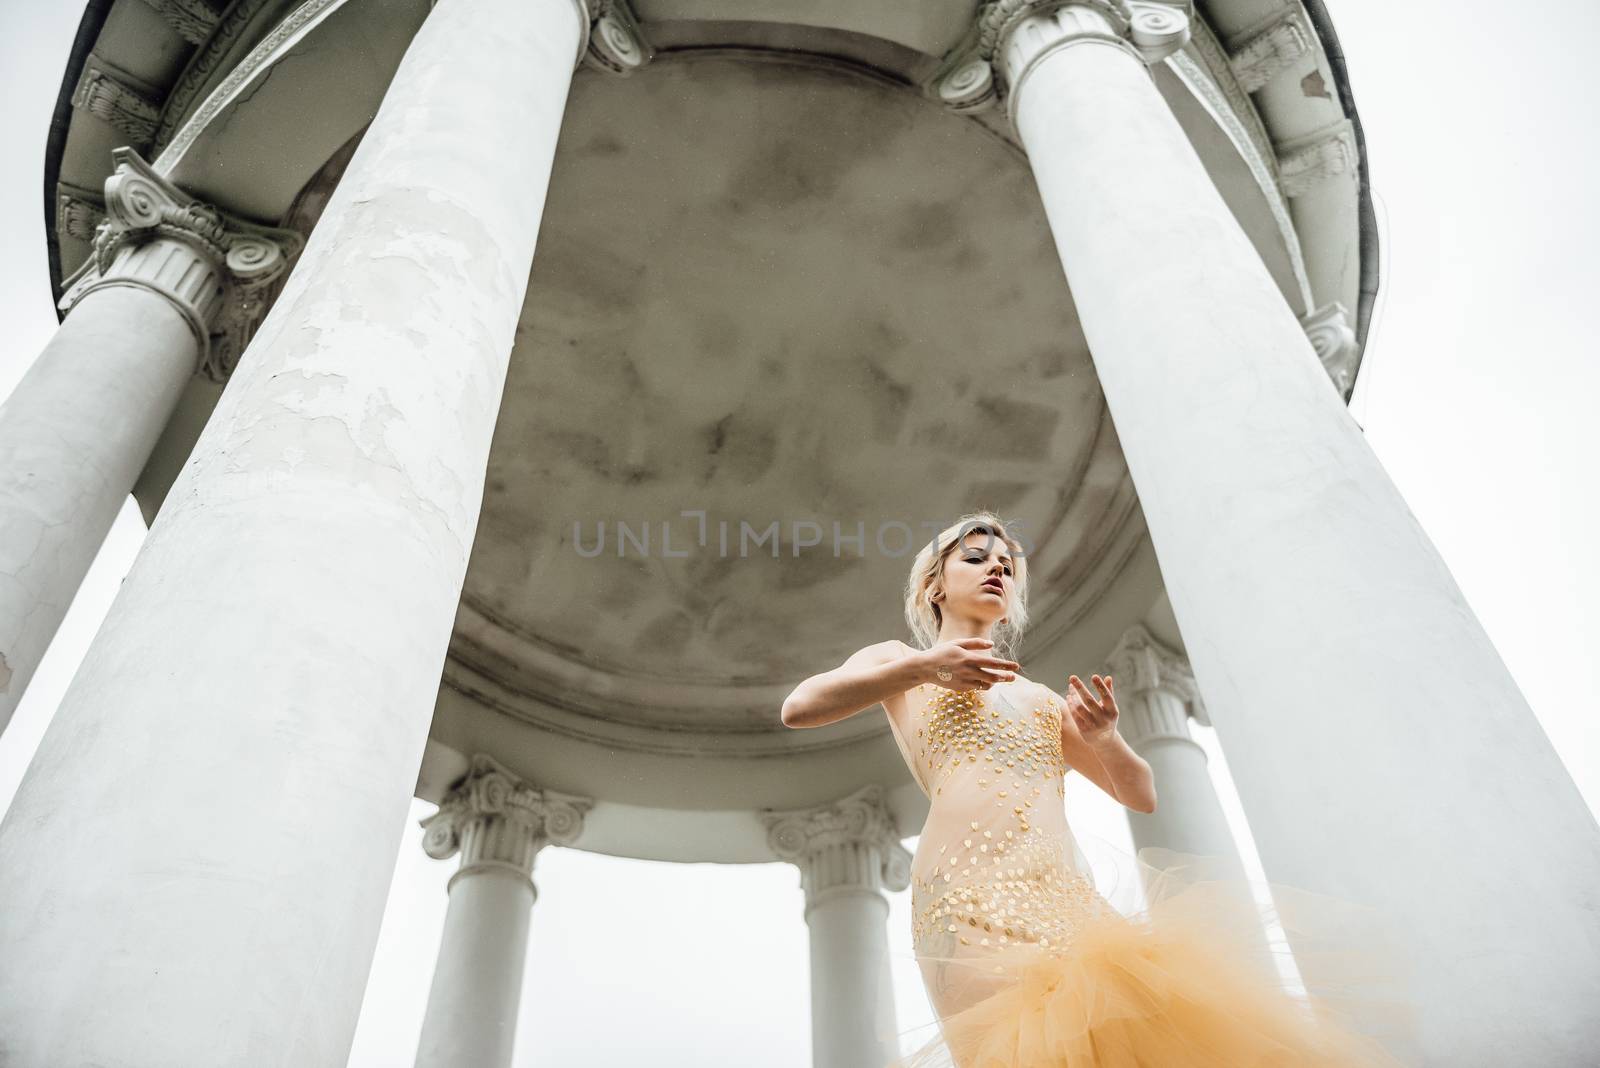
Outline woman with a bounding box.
[782,512,1415,1067]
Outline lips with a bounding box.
[981,579,1004,594]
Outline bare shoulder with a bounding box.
[1017,676,1063,710]
[845,639,910,668]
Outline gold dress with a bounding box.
[883,681,1418,1068]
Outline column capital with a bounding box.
[762,784,912,914]
[419,754,593,893]
[576,0,654,75]
[57,147,303,381]
[1105,623,1209,747]
[932,0,1192,119]
[1301,301,1360,398]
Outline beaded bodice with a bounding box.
[891,682,1111,961]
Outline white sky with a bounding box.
[1,3,1596,1065]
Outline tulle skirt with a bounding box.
[887,836,1421,1067]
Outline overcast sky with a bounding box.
[1,2,1596,1065]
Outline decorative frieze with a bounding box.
[419,754,592,893]
[1104,624,1208,748]
[763,784,912,915]
[932,0,1193,120]
[70,57,163,147]
[1301,301,1360,396]
[138,0,226,46]
[1226,8,1314,94]
[1277,119,1359,198]
[56,147,303,381]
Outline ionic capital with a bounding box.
[57,147,303,381]
[1105,623,1208,747]
[575,0,653,75]
[762,784,912,915]
[419,754,592,894]
[1301,301,1360,397]
[933,0,1193,120]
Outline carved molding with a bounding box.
[763,784,912,914]
[1226,7,1314,94]
[153,0,277,153]
[156,0,341,164]
[1301,301,1360,396]
[1277,119,1359,198]
[1104,623,1208,747]
[138,0,227,46]
[54,182,107,244]
[419,753,593,893]
[70,56,163,147]
[930,0,1193,121]
[56,148,303,381]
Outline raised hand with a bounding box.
[1066,673,1120,744]
[922,637,1020,692]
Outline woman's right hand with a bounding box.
[919,638,1020,691]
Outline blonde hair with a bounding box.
[903,511,1030,664]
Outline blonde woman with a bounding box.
[782,512,1413,1067]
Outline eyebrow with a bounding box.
[965,545,1012,564]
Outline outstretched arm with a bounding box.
[1054,674,1157,814]
[781,640,928,729]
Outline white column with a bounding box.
[764,784,911,1068]
[0,148,298,736]
[1106,623,1243,874]
[0,0,590,1064]
[414,755,591,1068]
[932,3,1600,1061]
[1107,623,1275,975]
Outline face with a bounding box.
[939,528,1015,621]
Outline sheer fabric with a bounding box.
[882,681,1419,1067]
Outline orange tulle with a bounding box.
[888,839,1421,1068]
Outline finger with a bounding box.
[1091,675,1111,698]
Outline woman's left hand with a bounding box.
[1067,673,1120,745]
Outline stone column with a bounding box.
[932,2,1600,1061]
[414,755,590,1068]
[0,147,298,736]
[1106,624,1244,875]
[1106,623,1274,973]
[763,784,911,1068]
[0,0,592,1064]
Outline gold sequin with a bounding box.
[902,686,1109,960]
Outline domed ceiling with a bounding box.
[426,52,1154,811]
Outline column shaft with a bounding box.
[0,287,195,731]
[1007,14,1600,1061]
[764,785,909,1068]
[415,870,536,1068]
[806,864,898,1068]
[0,0,585,1064]
[1124,704,1240,867]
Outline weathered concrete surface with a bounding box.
[0,285,195,736]
[0,0,584,1062]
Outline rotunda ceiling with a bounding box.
[428,52,1155,816]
